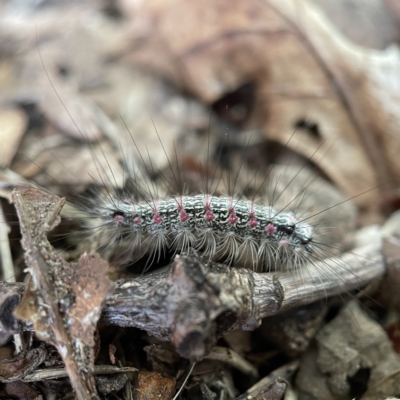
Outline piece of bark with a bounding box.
[11,188,112,400]
[95,373,128,395]
[0,345,47,382]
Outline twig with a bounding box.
[0,202,15,282]
[21,365,137,383]
[0,202,23,354]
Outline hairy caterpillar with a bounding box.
[60,129,358,277]
[81,193,314,270]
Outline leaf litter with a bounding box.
[0,0,400,399]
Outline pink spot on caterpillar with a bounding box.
[114,214,125,223]
[228,212,238,224]
[153,214,163,224]
[179,209,189,222]
[205,210,215,221]
[279,239,290,248]
[122,198,132,204]
[265,223,276,234]
[134,217,142,224]
[248,217,258,228]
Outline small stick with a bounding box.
[0,202,23,354]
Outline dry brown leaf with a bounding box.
[12,133,124,189]
[361,369,400,400]
[118,0,400,216]
[0,3,123,141]
[270,0,400,199]
[297,301,400,399]
[39,87,105,142]
[0,108,28,168]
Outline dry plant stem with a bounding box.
[1,248,384,360]
[21,366,137,383]
[276,243,383,311]
[102,242,384,360]
[0,202,23,353]
[0,202,15,282]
